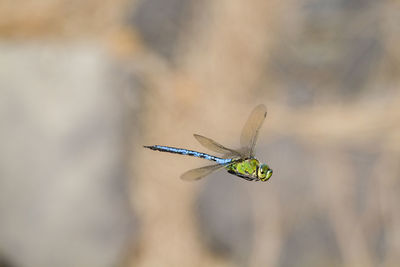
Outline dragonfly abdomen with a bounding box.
[144,145,232,165]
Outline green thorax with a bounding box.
[227,158,260,178]
[226,158,273,182]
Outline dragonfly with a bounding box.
[144,104,273,182]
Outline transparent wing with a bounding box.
[181,164,226,181]
[240,104,267,158]
[193,134,242,158]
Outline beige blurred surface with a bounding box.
[0,0,400,267]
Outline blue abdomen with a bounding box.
[144,145,232,165]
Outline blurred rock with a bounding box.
[269,0,383,105]
[196,174,254,266]
[0,256,15,267]
[279,213,341,267]
[257,136,317,209]
[255,137,328,266]
[0,43,137,267]
[131,0,195,61]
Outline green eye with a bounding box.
[265,169,273,180]
[258,164,272,181]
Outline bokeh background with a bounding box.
[0,0,399,266]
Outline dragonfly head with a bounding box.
[258,164,273,182]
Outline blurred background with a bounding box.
[0,0,399,266]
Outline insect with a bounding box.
[144,104,273,182]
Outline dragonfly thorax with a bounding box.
[227,159,273,182]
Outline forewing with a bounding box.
[240,104,267,157]
[194,134,242,158]
[181,164,226,181]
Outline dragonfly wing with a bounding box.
[240,104,267,158]
[194,134,242,158]
[181,164,226,181]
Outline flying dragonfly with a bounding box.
[144,104,273,182]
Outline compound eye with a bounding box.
[258,165,268,179]
[266,169,273,180]
[258,165,273,182]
